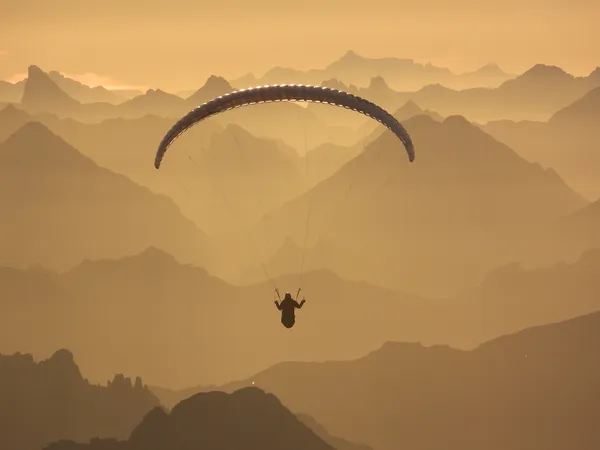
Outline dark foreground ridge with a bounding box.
[0,349,159,450]
[44,387,336,450]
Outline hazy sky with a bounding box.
[1,0,598,91]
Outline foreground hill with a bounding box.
[0,349,159,450]
[44,387,336,450]
[169,311,600,450]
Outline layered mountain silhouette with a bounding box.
[249,114,587,295]
[540,199,600,263]
[0,103,33,141]
[46,71,129,104]
[0,72,140,104]
[0,79,25,103]
[238,237,367,285]
[0,122,212,271]
[161,311,600,450]
[317,64,600,123]
[306,63,600,123]
[44,387,337,450]
[484,85,600,200]
[15,62,598,141]
[231,50,514,91]
[0,349,159,450]
[14,65,352,150]
[21,65,82,115]
[296,414,372,450]
[5,244,600,390]
[0,106,311,237]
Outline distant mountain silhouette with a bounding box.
[402,64,600,122]
[44,387,335,450]
[47,71,126,104]
[0,264,79,355]
[16,66,350,150]
[0,122,212,271]
[185,75,232,106]
[354,100,444,144]
[294,100,444,190]
[0,349,159,450]
[50,247,444,387]
[21,65,81,115]
[484,86,600,200]
[15,62,600,126]
[8,243,600,391]
[2,110,309,236]
[238,237,367,285]
[183,311,600,450]
[116,89,186,117]
[540,201,600,263]
[463,247,600,339]
[251,114,587,295]
[0,71,138,104]
[230,50,514,91]
[230,58,599,122]
[0,79,24,103]
[0,104,32,141]
[186,124,308,233]
[299,141,363,187]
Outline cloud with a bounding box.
[0,50,8,56]
[6,72,26,83]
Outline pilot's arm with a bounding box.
[274,300,282,310]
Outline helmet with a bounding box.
[284,292,292,300]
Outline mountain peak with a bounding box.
[0,121,101,174]
[21,65,80,113]
[588,66,600,80]
[473,62,505,76]
[395,100,422,116]
[39,349,83,384]
[519,63,572,81]
[368,75,392,91]
[204,74,231,90]
[442,114,472,127]
[186,75,232,105]
[127,387,335,450]
[340,50,361,60]
[549,86,600,124]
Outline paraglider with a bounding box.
[153,84,415,329]
[274,289,305,329]
[154,84,415,169]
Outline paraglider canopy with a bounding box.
[154,84,415,169]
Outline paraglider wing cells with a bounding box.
[154,84,415,169]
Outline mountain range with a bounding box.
[5,61,600,132]
[44,387,364,450]
[152,310,600,450]
[230,50,515,91]
[0,121,212,271]
[0,349,159,450]
[484,85,600,201]
[3,241,600,390]
[247,113,588,295]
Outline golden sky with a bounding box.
[1,0,598,92]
